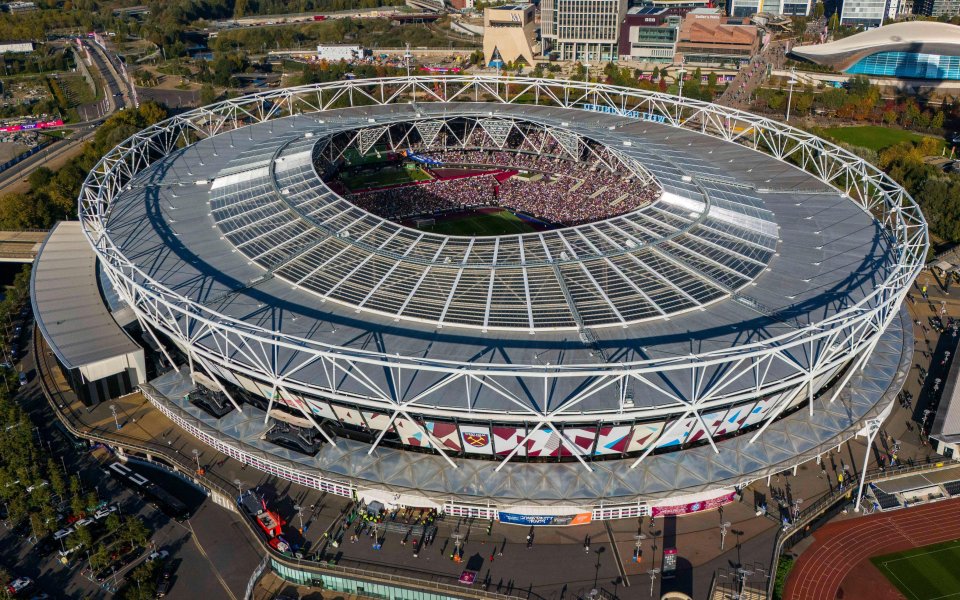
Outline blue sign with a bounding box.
[497,512,558,525]
[581,103,666,124]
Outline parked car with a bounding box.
[7,577,33,596]
[146,549,169,563]
[155,579,171,597]
[94,505,118,520]
[52,527,73,541]
[18,372,27,387]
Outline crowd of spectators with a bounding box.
[344,147,659,226]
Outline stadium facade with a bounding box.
[62,76,924,522]
[792,22,960,81]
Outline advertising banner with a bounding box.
[497,512,592,526]
[650,491,737,517]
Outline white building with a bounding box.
[840,0,887,27]
[0,42,33,53]
[540,0,627,62]
[316,45,364,63]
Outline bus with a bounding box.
[106,462,191,521]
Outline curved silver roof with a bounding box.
[792,22,960,71]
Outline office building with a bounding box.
[839,0,886,27]
[618,7,680,63]
[541,0,627,62]
[676,9,760,65]
[913,0,959,16]
[729,0,811,15]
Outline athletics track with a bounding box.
[784,497,960,600]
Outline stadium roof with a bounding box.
[792,22,960,71]
[30,222,144,381]
[103,102,896,415]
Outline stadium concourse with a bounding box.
[39,77,924,529]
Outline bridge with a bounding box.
[0,230,48,262]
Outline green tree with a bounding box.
[104,512,122,533]
[120,516,150,548]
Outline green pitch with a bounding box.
[870,539,960,600]
[342,165,432,190]
[420,210,537,237]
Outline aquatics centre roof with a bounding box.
[102,101,897,415]
[792,22,960,71]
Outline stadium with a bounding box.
[75,76,925,522]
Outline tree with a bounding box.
[104,512,122,534]
[828,12,839,31]
[68,523,93,550]
[813,1,825,19]
[120,516,150,548]
[90,543,110,571]
[47,459,66,500]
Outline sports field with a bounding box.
[869,539,960,600]
[342,165,432,190]
[419,210,537,236]
[816,126,940,152]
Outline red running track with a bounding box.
[784,497,960,600]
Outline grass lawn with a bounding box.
[870,539,960,600]
[342,165,432,190]
[817,125,940,152]
[420,210,537,236]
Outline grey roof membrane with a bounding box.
[144,305,911,505]
[106,102,896,415]
[31,222,140,371]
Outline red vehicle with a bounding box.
[313,15,327,21]
[256,509,285,538]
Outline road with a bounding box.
[0,39,128,196]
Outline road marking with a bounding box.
[187,520,239,600]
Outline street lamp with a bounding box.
[676,58,687,101]
[234,478,243,497]
[191,448,200,472]
[785,67,798,121]
[295,504,304,534]
[109,405,120,430]
[583,62,590,83]
[648,568,660,597]
[633,533,646,563]
[720,521,732,550]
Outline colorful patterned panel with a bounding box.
[361,410,395,432]
[426,421,462,452]
[395,417,431,448]
[561,427,598,456]
[307,399,338,422]
[331,404,366,427]
[687,408,730,443]
[460,424,494,455]
[594,425,633,455]
[492,426,527,456]
[740,396,780,428]
[625,422,665,452]
[525,428,565,457]
[655,416,699,449]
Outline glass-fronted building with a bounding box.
[540,0,627,61]
[846,51,960,80]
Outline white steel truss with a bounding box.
[80,76,926,473]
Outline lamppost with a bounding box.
[720,521,732,550]
[295,504,304,534]
[110,405,120,430]
[676,58,687,101]
[234,478,243,497]
[583,62,590,83]
[785,67,798,121]
[192,449,200,472]
[648,568,660,598]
